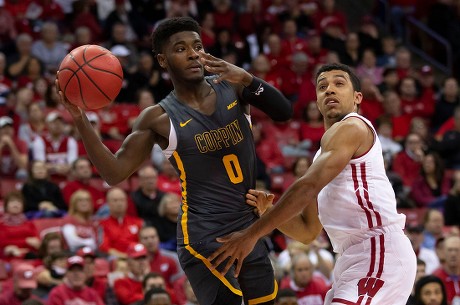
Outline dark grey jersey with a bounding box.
[158,77,258,246]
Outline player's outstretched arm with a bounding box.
[200,52,292,121]
[56,81,163,185]
[209,118,369,277]
[246,190,322,243]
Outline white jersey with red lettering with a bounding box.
[314,112,416,305]
[315,112,405,254]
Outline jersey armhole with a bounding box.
[162,118,177,159]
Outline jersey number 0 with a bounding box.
[222,154,243,184]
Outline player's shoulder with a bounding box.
[338,115,370,134]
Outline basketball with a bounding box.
[57,45,123,110]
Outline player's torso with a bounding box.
[158,79,257,245]
[316,113,406,253]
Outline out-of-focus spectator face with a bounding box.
[292,255,313,288]
[28,103,45,122]
[139,53,154,72]
[294,157,310,177]
[267,34,282,55]
[112,23,127,43]
[382,36,396,55]
[444,236,460,270]
[16,33,33,54]
[283,20,297,37]
[107,188,128,218]
[138,90,155,110]
[47,238,63,255]
[138,166,158,193]
[362,49,376,68]
[383,91,401,115]
[410,117,428,140]
[443,77,459,98]
[304,102,322,122]
[74,158,92,180]
[6,196,24,215]
[17,88,34,110]
[399,77,417,98]
[405,133,423,153]
[72,191,93,215]
[396,48,411,69]
[163,194,180,219]
[217,29,231,45]
[66,265,86,289]
[128,256,149,277]
[415,262,426,284]
[345,32,359,50]
[31,160,48,180]
[323,0,335,11]
[383,70,399,87]
[425,210,444,236]
[455,108,460,131]
[291,52,308,74]
[139,227,160,253]
[75,26,91,46]
[0,122,14,138]
[215,0,231,13]
[41,22,59,43]
[27,57,42,76]
[201,12,214,29]
[47,117,65,137]
[251,54,271,74]
[420,282,444,305]
[34,77,49,98]
[144,275,166,291]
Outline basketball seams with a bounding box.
[58,44,123,110]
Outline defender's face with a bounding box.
[315,70,362,121]
[157,31,205,82]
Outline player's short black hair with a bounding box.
[151,17,201,55]
[315,63,361,92]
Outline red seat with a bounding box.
[33,218,64,239]
[0,179,24,199]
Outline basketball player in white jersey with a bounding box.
[209,63,417,305]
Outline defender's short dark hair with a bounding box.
[151,17,201,55]
[315,63,361,92]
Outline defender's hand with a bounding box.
[246,189,274,217]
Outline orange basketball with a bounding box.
[57,45,123,110]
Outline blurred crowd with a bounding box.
[0,0,460,304]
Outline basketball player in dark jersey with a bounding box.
[56,17,292,305]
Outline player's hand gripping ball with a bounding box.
[57,45,123,110]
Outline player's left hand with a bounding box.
[200,52,252,85]
[208,229,258,278]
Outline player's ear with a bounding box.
[157,54,167,69]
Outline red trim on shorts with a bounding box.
[367,237,376,277]
[376,234,385,278]
[332,295,364,304]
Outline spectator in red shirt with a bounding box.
[299,102,325,154]
[0,191,40,261]
[381,90,412,142]
[392,133,425,188]
[280,19,308,63]
[61,190,97,252]
[279,253,329,305]
[76,247,110,302]
[394,47,416,80]
[0,263,42,305]
[47,256,104,305]
[0,116,28,179]
[265,33,289,73]
[432,236,460,305]
[398,76,435,120]
[62,157,106,212]
[252,121,284,174]
[113,243,151,305]
[139,226,183,288]
[157,159,181,196]
[99,187,143,258]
